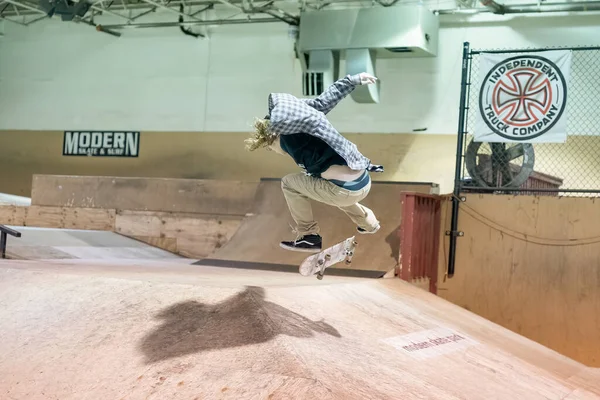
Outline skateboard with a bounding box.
[299,236,358,280]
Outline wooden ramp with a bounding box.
[0,175,261,259]
[197,178,438,277]
[0,259,598,399]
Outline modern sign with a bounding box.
[63,131,140,157]
[474,50,571,143]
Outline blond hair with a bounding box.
[245,118,278,151]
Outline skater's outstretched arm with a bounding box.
[302,72,377,115]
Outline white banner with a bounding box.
[474,50,572,143]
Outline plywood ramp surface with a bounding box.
[200,179,437,275]
[0,260,598,399]
[437,194,600,367]
[31,175,259,215]
[3,226,183,260]
[115,210,244,259]
[0,192,31,206]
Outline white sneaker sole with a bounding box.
[357,224,380,234]
[279,243,322,253]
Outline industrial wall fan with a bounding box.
[464,139,535,189]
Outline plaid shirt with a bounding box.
[267,74,371,171]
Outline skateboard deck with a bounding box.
[299,236,357,280]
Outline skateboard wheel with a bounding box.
[325,254,331,260]
[353,241,358,246]
[345,260,351,264]
[317,274,323,280]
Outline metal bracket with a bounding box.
[445,230,464,237]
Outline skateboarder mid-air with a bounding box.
[245,72,384,253]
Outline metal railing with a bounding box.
[0,225,22,259]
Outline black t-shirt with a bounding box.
[279,133,347,177]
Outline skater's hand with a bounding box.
[358,72,377,85]
[367,163,384,173]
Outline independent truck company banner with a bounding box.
[474,50,572,143]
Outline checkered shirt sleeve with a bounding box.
[267,74,371,170]
[300,74,361,114]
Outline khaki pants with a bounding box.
[281,172,379,236]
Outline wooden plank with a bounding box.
[129,236,179,254]
[31,175,258,215]
[0,205,116,231]
[26,206,116,230]
[115,210,243,259]
[437,193,600,367]
[0,206,28,226]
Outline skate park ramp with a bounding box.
[3,226,183,260]
[1,258,599,399]
[196,178,438,277]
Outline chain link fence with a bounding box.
[457,44,600,196]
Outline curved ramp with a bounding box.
[198,178,438,277]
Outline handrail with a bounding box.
[0,225,22,259]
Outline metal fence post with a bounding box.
[448,41,471,277]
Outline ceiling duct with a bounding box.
[346,48,380,103]
[297,6,439,59]
[296,5,437,103]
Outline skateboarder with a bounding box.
[245,72,383,252]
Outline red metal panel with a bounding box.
[399,192,443,294]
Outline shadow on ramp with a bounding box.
[193,259,387,278]
[138,286,341,364]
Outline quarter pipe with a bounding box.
[198,178,438,277]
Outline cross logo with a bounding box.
[494,69,551,126]
[479,55,568,141]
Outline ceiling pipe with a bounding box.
[2,0,47,15]
[4,0,600,19]
[178,2,205,38]
[437,0,600,14]
[478,0,505,14]
[262,8,299,24]
[96,16,282,29]
[137,0,205,21]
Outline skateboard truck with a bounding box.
[316,254,331,280]
[315,240,358,280]
[299,236,358,280]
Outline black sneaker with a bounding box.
[280,234,322,253]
